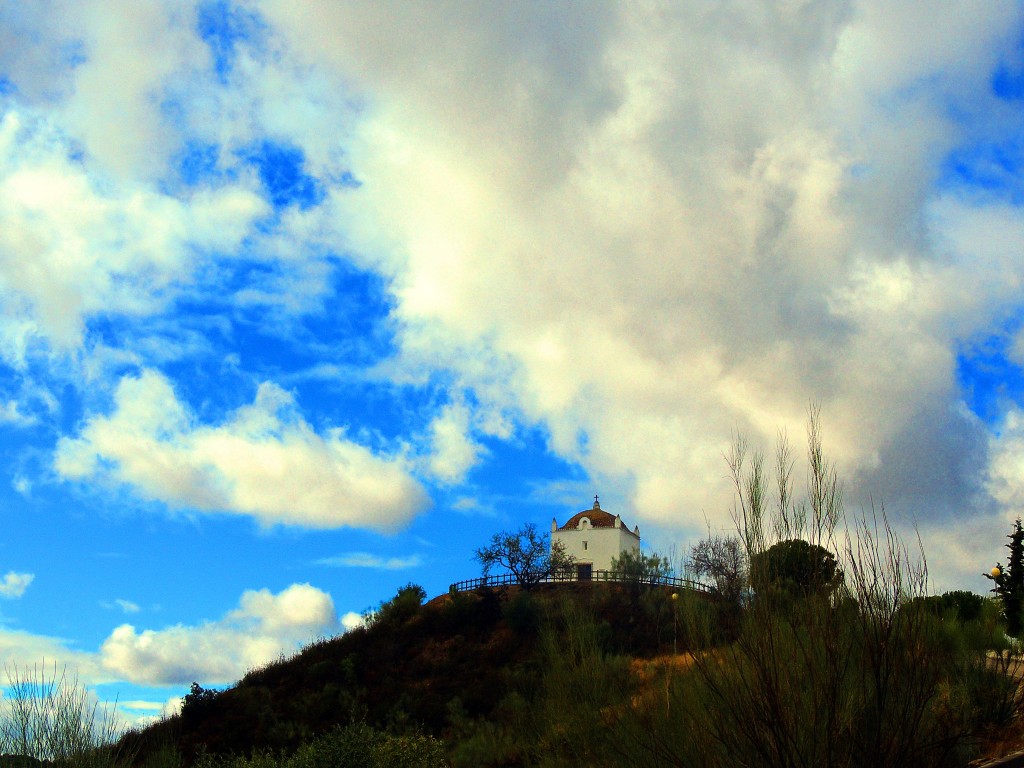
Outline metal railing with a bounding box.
[449,570,714,594]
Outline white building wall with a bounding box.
[552,518,640,572]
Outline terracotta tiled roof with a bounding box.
[559,509,619,530]
[555,498,640,538]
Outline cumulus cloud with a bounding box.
[100,583,337,686]
[0,0,1022,593]
[251,2,1024,583]
[0,571,33,598]
[0,628,103,682]
[986,409,1024,520]
[55,370,430,531]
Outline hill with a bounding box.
[116,574,1024,768]
[120,580,688,767]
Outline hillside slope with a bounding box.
[122,581,683,766]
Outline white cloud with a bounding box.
[0,109,268,352]
[316,552,421,570]
[117,695,183,727]
[55,370,430,531]
[0,571,33,599]
[340,611,364,631]
[0,400,33,426]
[0,628,103,683]
[425,400,483,484]
[450,496,492,517]
[100,583,337,686]
[0,0,1021,596]
[254,2,1024,577]
[987,409,1024,518]
[116,600,141,615]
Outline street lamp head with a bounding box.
[992,566,1003,579]
[672,592,679,600]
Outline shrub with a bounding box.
[192,723,448,768]
[367,584,427,628]
[750,537,843,599]
[918,590,986,625]
[658,411,1024,768]
[503,591,540,635]
[610,549,672,585]
[181,683,220,725]
[0,662,132,768]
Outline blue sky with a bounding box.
[1,0,1024,724]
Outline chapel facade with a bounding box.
[551,497,641,581]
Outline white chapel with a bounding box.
[551,497,641,580]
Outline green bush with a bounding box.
[192,724,448,768]
[750,538,843,599]
[367,584,427,628]
[502,591,540,635]
[645,415,1024,768]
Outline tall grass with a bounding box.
[662,412,1023,768]
[0,662,132,768]
[510,412,1024,767]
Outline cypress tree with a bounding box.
[986,517,1024,636]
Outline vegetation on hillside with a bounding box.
[988,516,1024,636]
[5,414,1024,767]
[0,662,134,768]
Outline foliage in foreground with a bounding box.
[987,516,1024,636]
[190,723,448,768]
[0,663,131,768]
[647,416,1020,768]
[446,414,1023,768]
[120,414,1024,768]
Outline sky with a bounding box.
[1,0,1024,724]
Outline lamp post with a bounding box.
[672,592,679,655]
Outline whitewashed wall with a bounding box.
[552,515,640,572]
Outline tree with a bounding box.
[366,583,427,627]
[688,533,747,606]
[750,538,842,598]
[611,549,672,584]
[987,517,1024,636]
[181,682,220,725]
[475,523,574,589]
[667,412,992,767]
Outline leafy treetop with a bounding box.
[750,538,843,599]
[475,523,574,589]
[987,517,1024,637]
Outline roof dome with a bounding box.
[557,497,620,531]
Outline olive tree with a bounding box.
[687,533,747,606]
[475,523,574,589]
[611,549,672,585]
